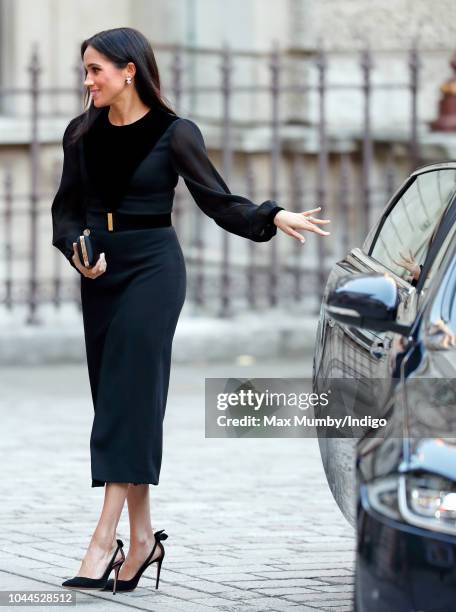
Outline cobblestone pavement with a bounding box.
[0,358,355,611]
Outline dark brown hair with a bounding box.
[67,27,176,145]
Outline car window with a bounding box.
[426,255,456,343]
[420,219,456,298]
[449,287,456,334]
[370,169,456,283]
[443,258,456,333]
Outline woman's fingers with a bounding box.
[72,242,79,262]
[300,208,331,232]
[303,221,330,236]
[72,243,92,277]
[97,253,107,274]
[72,243,107,278]
[276,209,331,241]
[89,253,106,278]
[92,253,105,271]
[72,243,86,275]
[307,217,331,225]
[312,227,331,236]
[302,206,323,216]
[285,228,306,244]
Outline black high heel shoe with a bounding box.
[62,538,125,592]
[103,529,168,593]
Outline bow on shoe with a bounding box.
[154,530,168,541]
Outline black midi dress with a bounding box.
[51,103,284,488]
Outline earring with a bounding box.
[126,76,132,84]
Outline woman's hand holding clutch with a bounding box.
[273,206,331,243]
[72,243,107,278]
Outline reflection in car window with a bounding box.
[421,219,456,297]
[449,285,456,336]
[371,170,456,283]
[427,257,456,347]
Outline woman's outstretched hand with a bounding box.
[392,249,421,282]
[72,242,107,278]
[273,206,331,243]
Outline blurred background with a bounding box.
[1,0,456,362]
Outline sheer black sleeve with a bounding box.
[169,118,284,242]
[51,116,85,272]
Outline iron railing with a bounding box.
[0,42,425,324]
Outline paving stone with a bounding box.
[310,583,355,593]
[283,591,354,605]
[225,578,330,589]
[246,586,324,596]
[250,568,353,580]
[237,597,313,611]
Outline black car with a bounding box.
[313,162,456,611]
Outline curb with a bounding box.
[0,305,318,365]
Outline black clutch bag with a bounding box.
[76,229,100,268]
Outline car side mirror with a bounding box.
[325,273,411,336]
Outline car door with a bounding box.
[313,165,456,526]
[315,166,456,386]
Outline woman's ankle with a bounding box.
[91,531,117,551]
[129,531,155,547]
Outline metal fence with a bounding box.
[0,42,424,324]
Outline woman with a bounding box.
[52,27,331,595]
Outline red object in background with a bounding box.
[430,54,456,131]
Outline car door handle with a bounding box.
[369,339,387,359]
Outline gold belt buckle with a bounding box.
[107,212,113,231]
